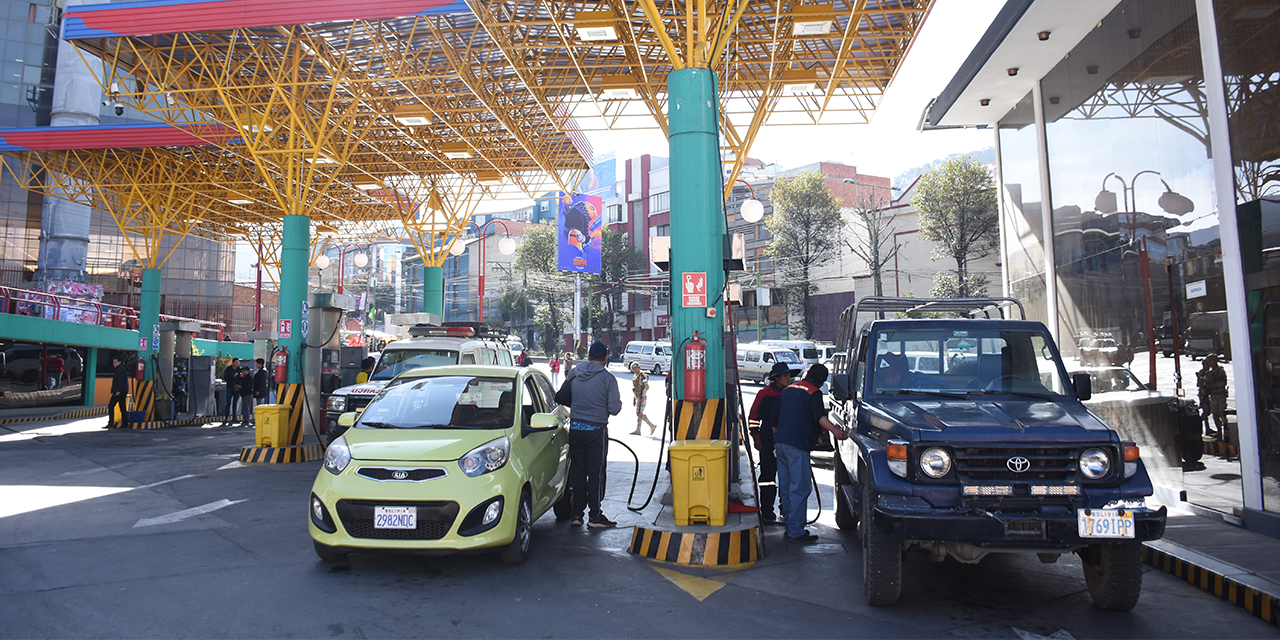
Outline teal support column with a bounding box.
[84,347,98,406]
[668,68,725,400]
[139,268,161,381]
[423,266,444,317]
[280,215,309,383]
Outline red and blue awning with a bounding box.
[64,0,472,40]
[0,123,239,152]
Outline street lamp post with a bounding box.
[1094,171,1194,390]
[449,220,516,323]
[734,179,766,340]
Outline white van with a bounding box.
[759,339,822,374]
[736,343,804,385]
[622,341,673,375]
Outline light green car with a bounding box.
[309,365,570,565]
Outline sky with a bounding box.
[235,0,1005,282]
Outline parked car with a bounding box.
[621,340,672,375]
[310,365,570,565]
[760,339,822,374]
[1071,366,1202,467]
[828,296,1166,610]
[736,343,804,385]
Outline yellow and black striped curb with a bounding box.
[0,406,108,426]
[1144,542,1279,627]
[672,398,726,440]
[239,443,324,464]
[629,525,761,566]
[1204,439,1239,456]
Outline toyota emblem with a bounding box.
[391,470,409,480]
[1006,456,1031,473]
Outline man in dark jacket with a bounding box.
[106,356,130,430]
[237,364,255,426]
[747,361,800,524]
[564,342,622,528]
[773,364,847,543]
[253,357,269,404]
[223,358,240,418]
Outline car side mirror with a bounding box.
[830,374,853,401]
[1072,373,1092,402]
[338,412,358,427]
[526,412,560,433]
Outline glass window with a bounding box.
[358,375,515,429]
[533,373,558,410]
[641,345,653,355]
[372,348,459,380]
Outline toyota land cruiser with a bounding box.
[827,297,1166,610]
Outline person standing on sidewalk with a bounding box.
[630,362,658,435]
[223,358,240,418]
[564,342,622,528]
[1198,355,1228,438]
[748,361,800,525]
[773,364,847,543]
[237,364,255,427]
[253,358,269,412]
[106,356,130,430]
[549,354,561,385]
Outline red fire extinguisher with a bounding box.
[135,359,145,381]
[683,331,706,403]
[273,347,288,383]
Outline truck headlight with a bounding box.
[324,436,351,475]
[460,436,510,477]
[1079,448,1111,480]
[324,395,346,412]
[919,447,952,478]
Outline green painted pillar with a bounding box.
[423,265,444,317]
[280,215,309,383]
[668,68,725,400]
[139,268,161,381]
[84,347,98,406]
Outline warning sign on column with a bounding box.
[681,272,707,308]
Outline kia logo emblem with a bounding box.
[391,470,409,480]
[1007,456,1031,473]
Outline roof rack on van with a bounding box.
[407,322,509,340]
[835,296,1026,350]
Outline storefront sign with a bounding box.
[1186,280,1207,300]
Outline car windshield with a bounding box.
[775,350,801,364]
[371,349,459,380]
[869,328,1068,397]
[1077,368,1147,393]
[802,348,819,359]
[358,375,516,429]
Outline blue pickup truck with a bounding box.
[827,297,1166,610]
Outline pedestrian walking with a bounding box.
[564,352,574,374]
[237,364,254,427]
[747,361,800,525]
[630,362,658,435]
[106,356,130,430]
[773,364,847,543]
[549,354,561,385]
[563,342,622,528]
[1198,355,1228,438]
[223,358,240,418]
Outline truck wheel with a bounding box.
[1081,542,1144,611]
[313,540,347,562]
[862,480,902,606]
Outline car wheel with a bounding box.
[833,452,859,532]
[1081,542,1144,611]
[499,491,533,565]
[553,484,573,520]
[862,479,902,606]
[313,540,347,562]
[653,364,662,376]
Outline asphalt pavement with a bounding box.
[0,368,1276,638]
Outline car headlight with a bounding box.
[1079,448,1111,480]
[324,436,351,475]
[460,436,510,477]
[919,447,952,478]
[324,395,346,412]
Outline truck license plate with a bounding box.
[1077,509,1134,539]
[374,506,416,529]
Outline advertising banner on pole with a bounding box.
[556,193,603,274]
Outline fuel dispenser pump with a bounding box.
[308,292,358,440]
[156,320,200,421]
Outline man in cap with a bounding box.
[773,363,847,543]
[747,361,801,525]
[563,341,622,528]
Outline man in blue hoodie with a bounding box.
[564,341,623,528]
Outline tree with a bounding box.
[843,188,901,297]
[513,225,573,354]
[765,170,843,339]
[912,155,999,298]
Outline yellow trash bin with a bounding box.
[254,404,292,448]
[668,439,730,526]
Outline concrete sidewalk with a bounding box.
[1144,514,1280,628]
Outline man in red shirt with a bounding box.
[748,361,800,525]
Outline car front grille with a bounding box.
[347,396,374,411]
[356,467,447,482]
[954,446,1078,482]
[336,500,459,540]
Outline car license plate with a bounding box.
[1077,509,1134,539]
[374,506,416,529]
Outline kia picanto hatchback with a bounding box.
[309,365,570,565]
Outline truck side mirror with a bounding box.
[831,374,853,401]
[1072,373,1092,401]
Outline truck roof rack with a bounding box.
[835,297,1027,350]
